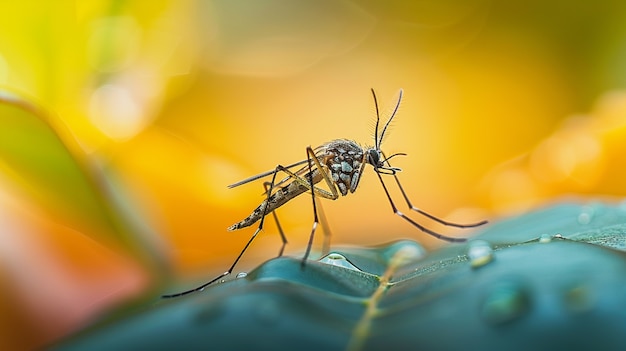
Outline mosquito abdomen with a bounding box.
[227,180,310,231]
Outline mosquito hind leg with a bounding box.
[161,164,284,298]
[163,150,339,298]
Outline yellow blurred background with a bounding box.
[1,0,626,349]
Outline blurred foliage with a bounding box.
[478,91,626,213]
[1,0,626,349]
[0,93,165,266]
[56,202,626,350]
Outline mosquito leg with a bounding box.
[226,161,330,274]
[263,181,288,256]
[301,146,341,263]
[272,164,337,200]
[302,147,320,266]
[382,156,487,228]
[163,150,340,297]
[316,196,332,255]
[374,171,468,243]
[161,165,283,298]
[225,162,333,271]
[393,173,486,228]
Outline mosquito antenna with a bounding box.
[371,88,381,148]
[377,89,403,149]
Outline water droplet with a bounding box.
[318,253,362,271]
[236,272,248,279]
[481,282,531,325]
[219,279,226,284]
[392,245,425,265]
[382,240,426,264]
[539,234,552,243]
[577,205,595,225]
[467,240,494,268]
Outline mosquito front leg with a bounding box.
[391,173,487,228]
[373,170,468,243]
[382,155,487,228]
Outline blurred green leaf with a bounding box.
[0,91,165,273]
[55,202,626,350]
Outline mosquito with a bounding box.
[162,88,487,298]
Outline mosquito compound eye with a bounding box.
[368,149,380,165]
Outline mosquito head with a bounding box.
[366,148,383,168]
[366,148,406,174]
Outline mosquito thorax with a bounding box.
[322,139,365,196]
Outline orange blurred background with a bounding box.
[1,0,626,349]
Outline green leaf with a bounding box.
[0,91,165,271]
[54,202,626,350]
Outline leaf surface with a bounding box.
[55,202,626,351]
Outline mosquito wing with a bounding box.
[228,158,314,189]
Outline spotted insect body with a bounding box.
[162,89,488,298]
[227,138,368,231]
[319,139,365,196]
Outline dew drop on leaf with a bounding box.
[467,240,494,268]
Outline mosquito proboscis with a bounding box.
[162,88,487,298]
